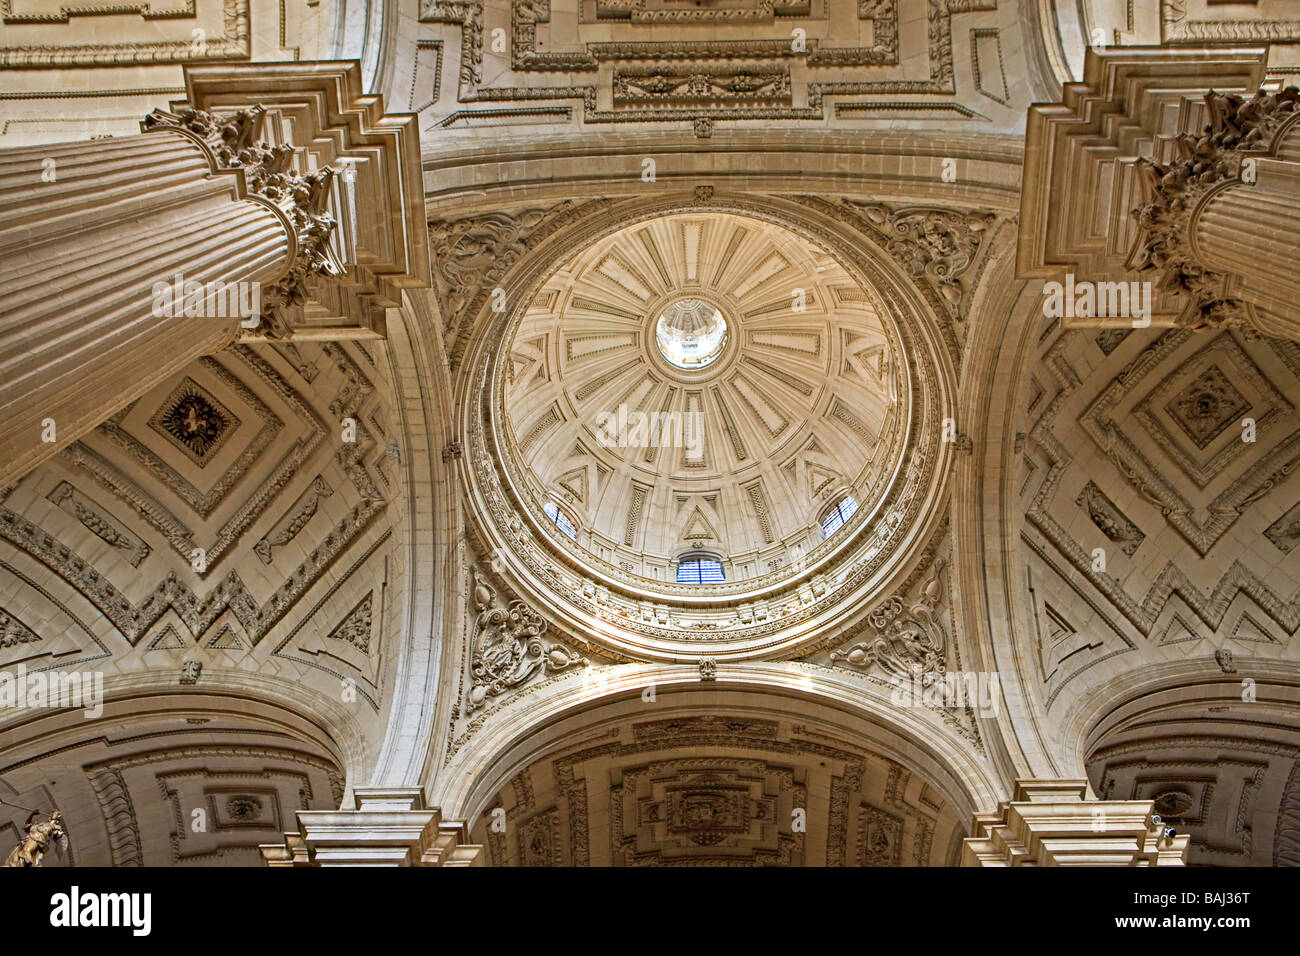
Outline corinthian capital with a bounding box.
[144,104,345,337]
[1128,87,1300,330]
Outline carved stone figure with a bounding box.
[467,574,586,710]
[4,810,65,867]
[831,558,948,681]
[849,203,994,308]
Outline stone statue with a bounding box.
[4,810,65,867]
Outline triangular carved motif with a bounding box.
[147,625,189,650]
[326,592,373,655]
[681,507,718,542]
[556,468,588,504]
[1157,613,1203,646]
[206,625,244,650]
[1231,611,1281,645]
[808,465,839,499]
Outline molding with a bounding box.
[0,0,249,68]
[963,779,1189,865]
[259,787,483,865]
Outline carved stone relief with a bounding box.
[830,558,948,683]
[465,572,588,712]
[417,0,1021,132]
[468,713,965,866]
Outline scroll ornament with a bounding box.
[467,576,587,711]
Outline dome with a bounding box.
[497,211,905,591]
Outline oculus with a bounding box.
[655,297,729,371]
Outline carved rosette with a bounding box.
[830,558,947,683]
[143,106,345,336]
[467,574,587,711]
[1128,87,1300,331]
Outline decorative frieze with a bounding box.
[1075,481,1145,557]
[46,481,151,568]
[254,475,334,565]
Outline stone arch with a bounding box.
[1078,669,1300,866]
[433,664,1002,865]
[0,688,348,867]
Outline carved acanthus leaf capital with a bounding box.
[1128,87,1300,329]
[144,106,346,337]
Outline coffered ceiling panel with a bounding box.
[411,0,1042,135]
[469,711,966,865]
[1016,322,1300,711]
[0,699,343,867]
[0,339,402,749]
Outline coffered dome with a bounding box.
[500,212,902,586]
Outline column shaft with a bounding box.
[1192,163,1300,336]
[0,126,296,486]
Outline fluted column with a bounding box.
[1130,86,1300,338]
[1191,142,1300,337]
[962,780,1189,866]
[0,106,336,487]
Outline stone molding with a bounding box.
[176,60,430,341]
[1017,45,1268,328]
[962,779,1189,866]
[259,788,484,866]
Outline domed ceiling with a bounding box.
[463,202,952,660]
[501,212,902,585]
